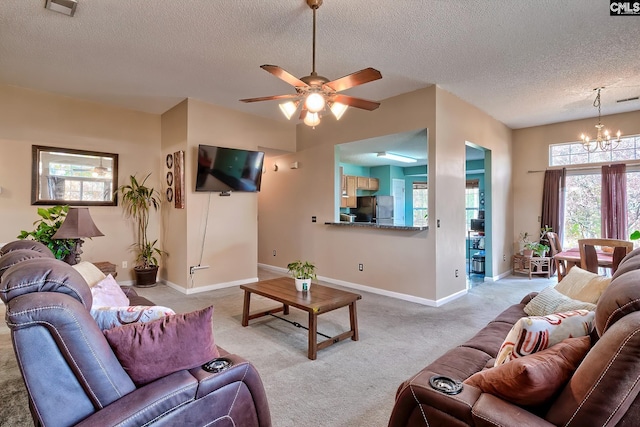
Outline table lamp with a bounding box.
[52,207,104,265]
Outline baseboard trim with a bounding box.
[257,263,467,307]
[160,277,259,295]
[484,269,513,281]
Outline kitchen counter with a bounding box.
[325,222,428,231]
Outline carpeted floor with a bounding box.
[0,269,553,427]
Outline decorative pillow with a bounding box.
[73,261,107,288]
[91,305,176,330]
[524,286,596,316]
[465,336,590,406]
[103,306,220,386]
[91,274,129,307]
[495,310,595,366]
[555,266,611,304]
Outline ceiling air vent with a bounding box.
[44,0,77,17]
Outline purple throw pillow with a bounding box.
[103,306,220,386]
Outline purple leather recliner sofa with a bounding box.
[0,240,271,427]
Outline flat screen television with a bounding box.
[196,145,265,193]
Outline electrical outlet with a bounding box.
[312,216,317,223]
[455,269,459,277]
[358,263,363,271]
[122,261,127,269]
[273,250,276,256]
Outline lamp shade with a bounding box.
[53,208,104,239]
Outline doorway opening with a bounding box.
[465,143,488,286]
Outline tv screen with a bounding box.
[196,145,265,192]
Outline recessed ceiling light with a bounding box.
[45,0,77,17]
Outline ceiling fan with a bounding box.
[239,0,382,127]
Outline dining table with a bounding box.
[554,247,613,282]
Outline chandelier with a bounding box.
[580,87,621,152]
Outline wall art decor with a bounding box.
[173,150,185,209]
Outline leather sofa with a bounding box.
[388,248,640,427]
[0,241,271,427]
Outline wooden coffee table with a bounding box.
[240,277,362,360]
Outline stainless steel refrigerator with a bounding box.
[354,196,394,225]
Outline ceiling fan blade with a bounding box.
[324,68,382,92]
[261,65,309,88]
[239,94,300,103]
[333,94,380,111]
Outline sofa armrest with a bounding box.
[471,393,554,427]
[389,370,481,426]
[75,354,271,427]
[519,291,538,305]
[74,370,198,427]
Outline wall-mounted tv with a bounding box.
[196,145,265,193]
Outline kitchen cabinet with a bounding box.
[343,176,357,208]
[356,177,379,191]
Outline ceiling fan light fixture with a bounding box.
[304,112,321,128]
[279,101,299,120]
[330,102,348,120]
[305,92,325,113]
[377,152,417,163]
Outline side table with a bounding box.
[93,261,117,278]
[528,257,551,279]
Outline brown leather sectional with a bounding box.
[389,248,640,426]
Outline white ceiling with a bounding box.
[2,1,640,131]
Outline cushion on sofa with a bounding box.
[595,269,640,336]
[91,305,176,330]
[495,310,595,366]
[524,286,596,316]
[465,336,590,406]
[554,267,610,304]
[72,261,107,288]
[103,306,220,386]
[90,274,129,307]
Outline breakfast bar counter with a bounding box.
[324,222,427,231]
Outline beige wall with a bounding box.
[0,84,161,280]
[161,98,296,291]
[160,100,189,286]
[512,110,640,250]
[434,87,514,287]
[258,85,514,303]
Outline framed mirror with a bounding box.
[32,145,119,206]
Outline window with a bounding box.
[550,134,640,247]
[412,182,428,227]
[550,135,640,166]
[465,180,479,230]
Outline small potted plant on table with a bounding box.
[287,260,317,292]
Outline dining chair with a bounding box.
[577,238,634,275]
[546,231,563,277]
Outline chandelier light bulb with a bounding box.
[305,93,325,113]
[304,112,321,127]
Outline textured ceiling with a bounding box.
[2,1,640,130]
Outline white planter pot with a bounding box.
[294,278,312,292]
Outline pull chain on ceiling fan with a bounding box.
[239,0,382,128]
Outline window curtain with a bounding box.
[541,168,566,242]
[601,163,627,239]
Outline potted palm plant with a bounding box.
[287,260,317,292]
[117,173,165,287]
